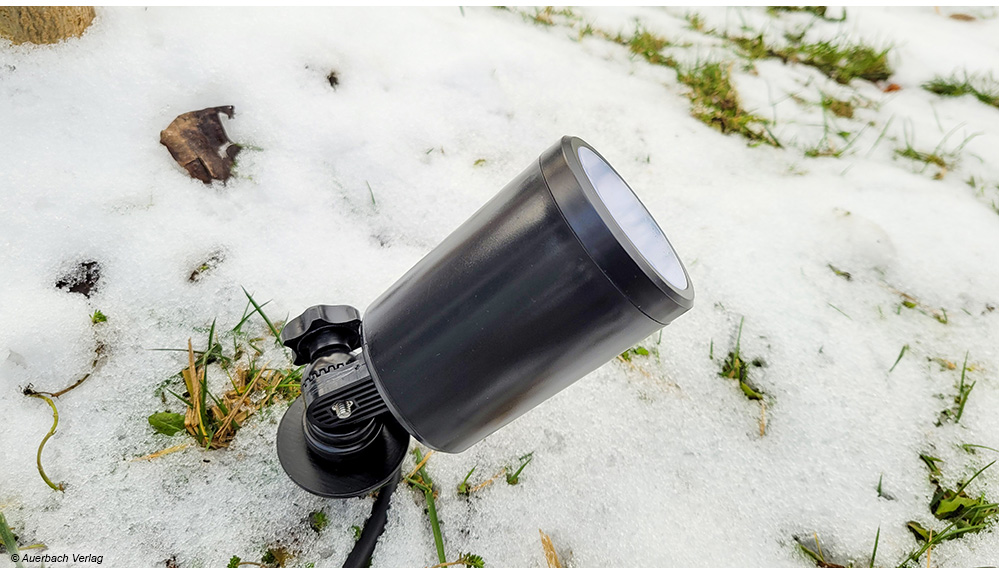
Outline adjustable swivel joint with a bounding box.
[275,305,410,498]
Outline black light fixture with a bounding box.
[276,136,694,501]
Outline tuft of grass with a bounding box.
[894,127,979,181]
[458,553,485,568]
[796,533,845,568]
[788,40,892,84]
[895,145,950,174]
[892,289,949,323]
[556,22,779,147]
[767,6,846,22]
[924,72,999,109]
[457,466,476,495]
[684,12,709,33]
[405,447,446,565]
[351,525,362,541]
[618,345,650,362]
[677,62,779,146]
[920,453,943,476]
[901,460,997,566]
[90,309,108,324]
[625,28,674,67]
[309,511,328,533]
[804,131,858,159]
[821,95,855,119]
[147,291,303,450]
[227,556,240,568]
[524,6,574,27]
[729,29,886,87]
[719,317,765,400]
[506,452,534,485]
[938,352,976,424]
[729,33,777,61]
[576,21,596,41]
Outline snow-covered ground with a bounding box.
[2,6,999,568]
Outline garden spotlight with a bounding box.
[276,136,694,499]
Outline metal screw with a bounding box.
[332,400,354,419]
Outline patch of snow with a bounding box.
[1,6,998,567]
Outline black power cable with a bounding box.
[342,472,400,568]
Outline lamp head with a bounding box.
[276,136,693,497]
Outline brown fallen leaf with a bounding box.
[949,13,976,21]
[160,106,241,184]
[882,83,902,93]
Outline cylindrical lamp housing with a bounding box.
[363,136,693,453]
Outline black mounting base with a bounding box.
[276,397,410,498]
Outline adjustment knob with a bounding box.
[281,305,362,365]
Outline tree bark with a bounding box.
[0,6,95,45]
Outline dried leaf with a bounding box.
[261,547,290,568]
[160,106,241,184]
[133,443,190,461]
[539,529,562,568]
[907,521,930,542]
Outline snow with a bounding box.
[2,6,998,568]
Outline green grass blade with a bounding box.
[0,510,24,568]
[956,460,995,494]
[869,526,880,568]
[889,344,909,373]
[231,299,254,334]
[242,287,282,344]
[412,448,446,564]
[166,388,193,408]
[962,444,999,454]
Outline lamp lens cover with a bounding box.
[577,146,688,289]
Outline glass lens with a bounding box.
[577,146,687,289]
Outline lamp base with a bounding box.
[276,397,410,498]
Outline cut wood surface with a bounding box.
[0,7,95,45]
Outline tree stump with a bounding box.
[0,6,95,45]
